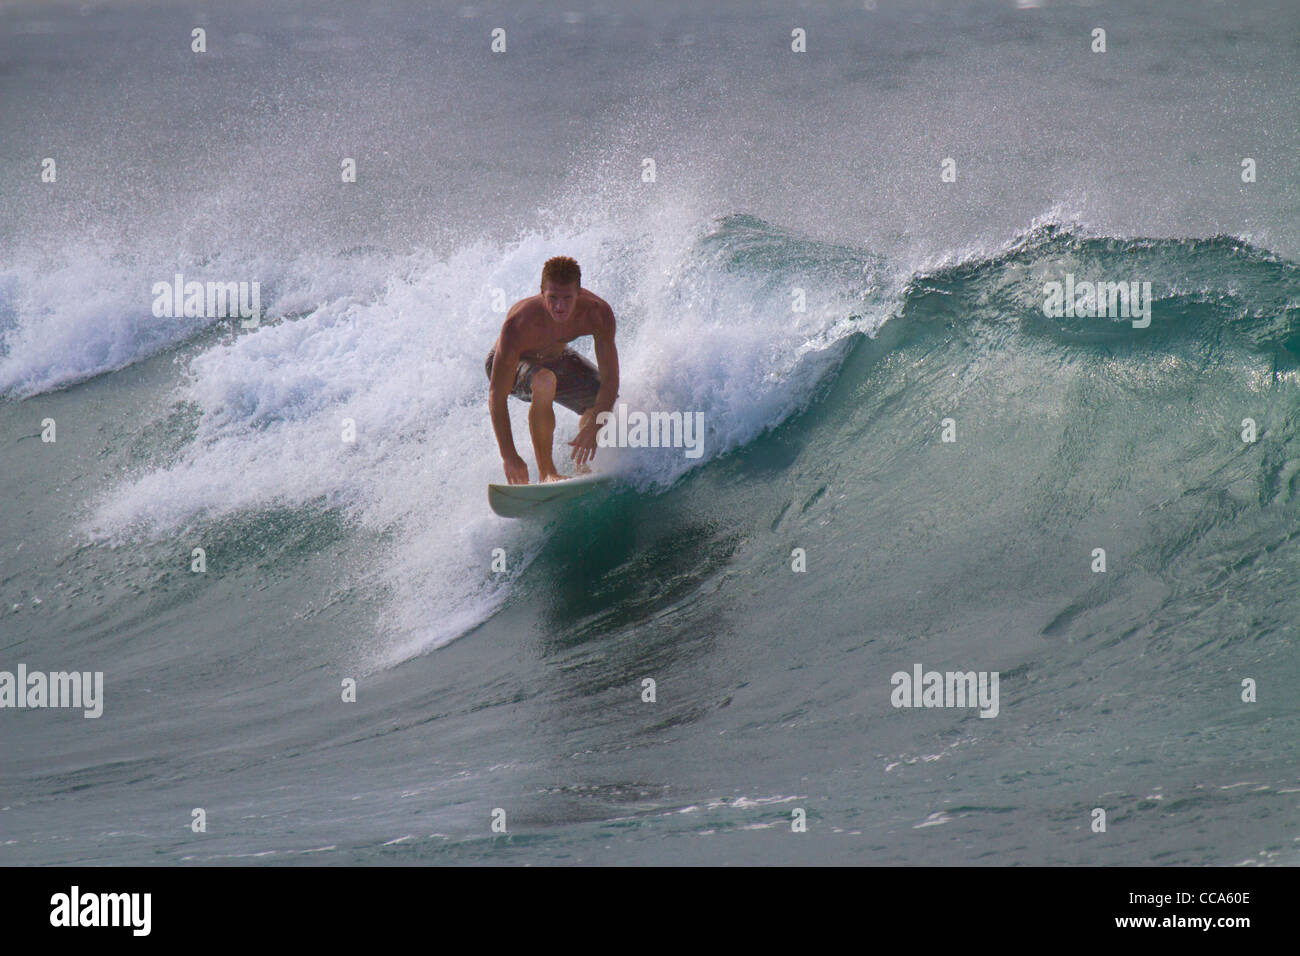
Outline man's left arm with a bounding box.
[570,306,618,466]
[588,306,619,418]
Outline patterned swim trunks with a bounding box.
[485,346,601,415]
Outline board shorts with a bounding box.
[485,346,600,415]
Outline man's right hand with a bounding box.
[502,454,529,485]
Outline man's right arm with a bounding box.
[489,332,529,484]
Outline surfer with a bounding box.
[485,256,620,484]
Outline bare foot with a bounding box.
[539,471,568,483]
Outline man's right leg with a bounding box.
[527,368,563,482]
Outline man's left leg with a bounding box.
[551,350,602,476]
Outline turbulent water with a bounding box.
[2,0,1298,865]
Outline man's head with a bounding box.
[540,256,581,321]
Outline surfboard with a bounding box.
[487,471,614,518]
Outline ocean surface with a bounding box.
[2,0,1298,865]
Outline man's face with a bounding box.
[542,281,578,321]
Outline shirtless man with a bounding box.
[485,256,619,484]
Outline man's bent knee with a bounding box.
[530,369,557,402]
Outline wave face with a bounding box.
[4,215,1297,865]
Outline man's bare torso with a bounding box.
[497,288,610,362]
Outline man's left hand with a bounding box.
[569,411,599,467]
